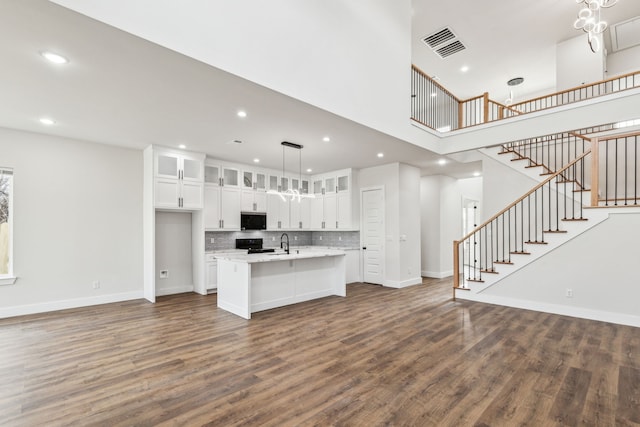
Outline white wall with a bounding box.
[481,154,538,222]
[155,211,193,295]
[420,175,482,278]
[50,0,422,145]
[399,164,421,284]
[607,45,640,77]
[0,127,143,317]
[556,35,605,91]
[482,212,640,326]
[359,163,421,287]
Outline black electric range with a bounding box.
[235,238,275,254]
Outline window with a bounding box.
[0,168,14,283]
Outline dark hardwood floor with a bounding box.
[1,278,639,426]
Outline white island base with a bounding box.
[216,251,346,319]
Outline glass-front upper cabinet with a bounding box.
[156,153,179,179]
[337,174,349,193]
[242,171,254,189]
[324,177,336,194]
[280,177,289,192]
[255,172,267,191]
[204,164,220,185]
[301,179,310,195]
[313,179,323,195]
[269,175,279,191]
[222,167,239,187]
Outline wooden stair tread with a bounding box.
[464,279,484,283]
[454,286,473,290]
[525,241,548,245]
[573,189,591,192]
[510,158,529,162]
[544,230,568,233]
[540,172,554,176]
[562,218,588,221]
[510,251,531,255]
[525,164,543,169]
[481,269,499,274]
[494,261,514,265]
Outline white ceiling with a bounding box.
[1,1,638,179]
[412,0,640,101]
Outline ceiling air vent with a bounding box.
[422,27,466,59]
[422,27,456,49]
[435,40,466,58]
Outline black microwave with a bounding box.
[241,212,267,230]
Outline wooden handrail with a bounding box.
[458,150,592,243]
[411,64,461,102]
[509,70,640,109]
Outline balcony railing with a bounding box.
[411,65,640,132]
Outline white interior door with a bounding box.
[362,188,384,285]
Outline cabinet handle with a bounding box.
[253,202,257,211]
[221,219,224,228]
[253,182,257,190]
[336,221,338,229]
[299,221,302,229]
[278,221,281,229]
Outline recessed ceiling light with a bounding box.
[460,65,469,73]
[473,171,481,177]
[253,158,260,163]
[322,136,331,142]
[237,110,247,118]
[306,168,312,173]
[40,51,68,64]
[377,153,384,158]
[39,117,55,125]
[438,159,447,165]
[178,144,186,149]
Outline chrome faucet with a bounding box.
[280,233,290,254]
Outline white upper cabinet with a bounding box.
[154,149,204,210]
[204,164,220,185]
[309,169,357,230]
[222,167,240,187]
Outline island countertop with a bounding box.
[214,248,346,263]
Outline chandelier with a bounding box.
[268,141,314,203]
[574,0,617,53]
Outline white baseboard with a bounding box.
[454,291,640,328]
[155,285,194,296]
[0,291,144,319]
[384,277,423,289]
[421,270,453,279]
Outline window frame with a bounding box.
[0,168,15,285]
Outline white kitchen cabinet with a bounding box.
[204,178,241,230]
[345,249,361,283]
[309,169,357,230]
[205,254,217,292]
[241,190,267,212]
[290,197,310,229]
[266,193,290,229]
[154,150,204,209]
[222,167,240,187]
[241,169,267,212]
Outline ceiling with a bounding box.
[1,1,638,179]
[412,0,640,102]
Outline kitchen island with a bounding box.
[215,249,346,319]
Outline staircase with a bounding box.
[454,128,640,299]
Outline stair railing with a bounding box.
[453,150,591,293]
[591,131,640,207]
[411,64,640,132]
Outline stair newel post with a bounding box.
[591,138,599,207]
[483,92,489,124]
[453,240,460,299]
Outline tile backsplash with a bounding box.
[205,230,359,251]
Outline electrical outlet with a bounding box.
[294,236,298,241]
[210,238,215,244]
[92,280,100,289]
[566,288,573,298]
[319,236,323,241]
[160,270,169,279]
[339,236,342,241]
